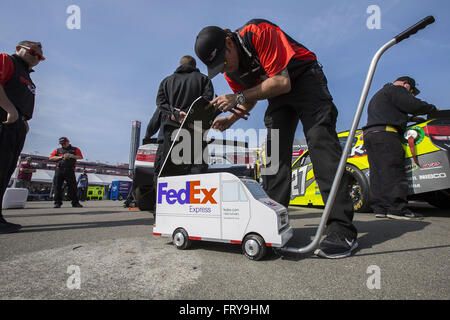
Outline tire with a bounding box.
[426,189,450,209]
[135,185,156,211]
[172,228,192,250]
[346,165,371,213]
[242,234,266,261]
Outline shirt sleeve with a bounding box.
[145,108,162,138]
[202,78,214,100]
[391,86,437,115]
[50,149,58,157]
[156,78,175,116]
[0,53,14,87]
[224,73,245,93]
[250,27,295,78]
[75,148,83,158]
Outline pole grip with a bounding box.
[394,16,435,43]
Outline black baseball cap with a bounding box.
[396,76,420,96]
[59,136,69,143]
[195,26,227,79]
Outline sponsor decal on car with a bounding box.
[405,161,442,173]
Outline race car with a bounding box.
[289,110,450,212]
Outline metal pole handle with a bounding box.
[395,16,435,43]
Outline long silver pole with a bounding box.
[129,120,141,174]
[282,39,397,254]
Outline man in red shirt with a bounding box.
[50,137,83,208]
[195,19,358,258]
[16,156,36,190]
[0,40,44,234]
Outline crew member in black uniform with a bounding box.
[154,55,214,185]
[363,76,438,220]
[0,40,44,234]
[50,137,84,208]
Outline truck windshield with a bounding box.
[243,181,268,199]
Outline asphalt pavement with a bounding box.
[0,200,448,300]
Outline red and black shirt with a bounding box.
[0,53,36,121]
[17,162,34,181]
[225,19,317,93]
[50,145,83,169]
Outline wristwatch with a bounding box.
[236,91,246,105]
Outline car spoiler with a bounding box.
[428,110,450,120]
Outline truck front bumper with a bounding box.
[271,227,293,248]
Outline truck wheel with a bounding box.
[172,228,192,250]
[242,234,266,261]
[346,166,371,213]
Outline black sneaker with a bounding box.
[387,210,423,221]
[314,232,358,259]
[0,221,22,234]
[72,203,83,208]
[54,204,62,208]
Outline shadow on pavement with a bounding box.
[17,218,155,233]
[162,237,283,261]
[152,204,447,261]
[280,216,449,261]
[4,211,123,218]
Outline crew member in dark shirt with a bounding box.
[154,55,214,180]
[77,169,89,202]
[49,137,84,208]
[0,40,44,234]
[363,76,438,220]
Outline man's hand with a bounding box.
[211,114,238,132]
[170,108,187,124]
[408,116,426,123]
[1,86,19,124]
[209,94,237,113]
[178,111,187,123]
[3,107,18,124]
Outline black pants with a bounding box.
[363,131,408,215]
[77,187,87,201]
[0,119,27,221]
[263,64,357,239]
[54,168,79,205]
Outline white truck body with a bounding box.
[153,172,292,248]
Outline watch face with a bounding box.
[237,93,245,105]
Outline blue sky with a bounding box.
[1,0,449,164]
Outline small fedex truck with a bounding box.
[153,172,293,260]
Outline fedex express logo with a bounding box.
[158,181,217,205]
